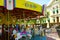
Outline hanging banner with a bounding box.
[4,0,15,10]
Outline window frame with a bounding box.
[53,17,55,22]
[53,7,55,14]
[56,6,59,13]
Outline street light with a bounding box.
[46,12,50,28]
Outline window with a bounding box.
[53,8,55,14]
[56,17,59,23]
[44,20,46,23]
[48,18,50,22]
[56,6,59,13]
[36,19,40,24]
[47,12,49,18]
[53,18,55,22]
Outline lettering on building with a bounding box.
[25,3,37,8]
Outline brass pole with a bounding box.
[8,10,9,40]
[23,11,26,27]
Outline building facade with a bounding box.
[46,0,60,28]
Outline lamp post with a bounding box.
[46,12,50,28]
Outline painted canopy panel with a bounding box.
[0,0,4,6]
[15,0,42,12]
[0,0,42,12]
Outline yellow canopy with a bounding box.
[0,0,42,12]
[16,0,42,12]
[0,0,4,6]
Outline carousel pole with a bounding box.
[47,12,50,28]
[23,11,26,28]
[6,0,14,40]
[8,10,9,40]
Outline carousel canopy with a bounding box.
[0,0,43,19]
[16,0,42,12]
[0,0,43,24]
[0,0,42,12]
[0,5,42,19]
[0,0,4,6]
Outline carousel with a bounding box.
[0,0,46,40]
[0,5,46,40]
[0,5,43,40]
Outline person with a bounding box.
[21,28,26,35]
[10,27,17,40]
[9,24,15,40]
[12,28,17,35]
[9,25,13,34]
[0,26,2,39]
[26,26,31,34]
[39,25,43,36]
[31,27,35,37]
[5,25,9,40]
[2,24,5,40]
[26,27,32,39]
[18,26,21,32]
[15,24,19,31]
[35,28,39,35]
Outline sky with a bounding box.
[27,0,52,6]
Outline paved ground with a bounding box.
[0,35,57,40]
[1,32,60,40]
[31,35,47,40]
[46,33,60,40]
[31,35,55,40]
[47,37,55,40]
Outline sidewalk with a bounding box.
[31,35,47,40]
[46,32,60,40]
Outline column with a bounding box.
[47,22,50,28]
